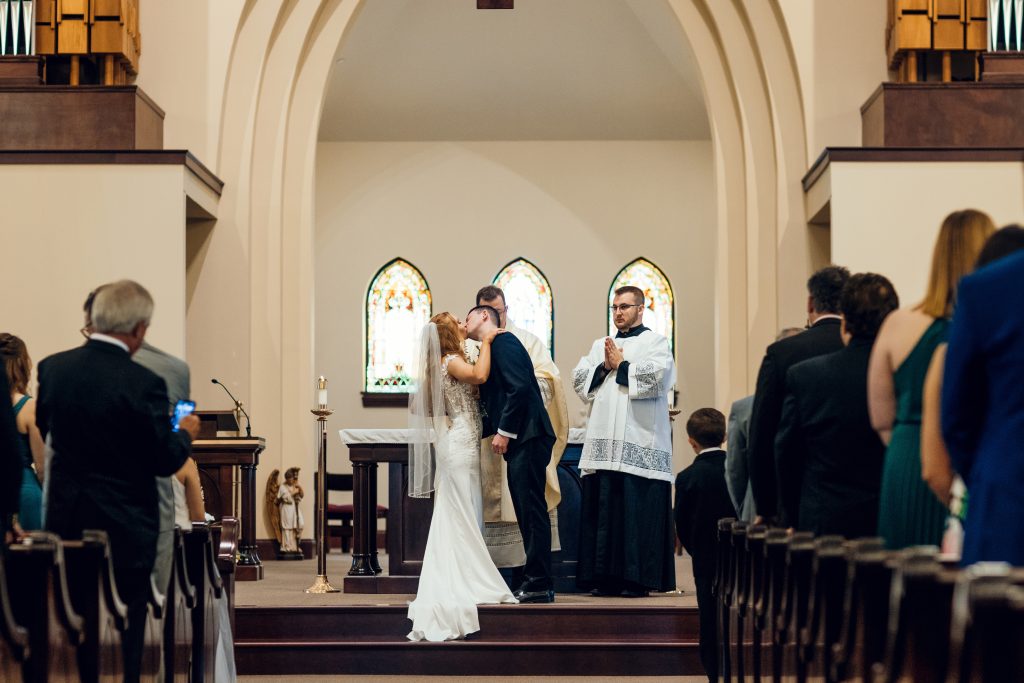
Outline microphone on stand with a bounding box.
[211,378,252,437]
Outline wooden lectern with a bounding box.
[192,411,266,581]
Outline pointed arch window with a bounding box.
[608,258,674,353]
[492,258,554,357]
[364,258,432,398]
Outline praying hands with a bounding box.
[603,337,624,371]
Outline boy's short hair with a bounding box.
[686,408,726,449]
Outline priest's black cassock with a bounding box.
[571,324,676,594]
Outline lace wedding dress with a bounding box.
[407,353,517,641]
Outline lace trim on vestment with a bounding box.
[580,438,673,481]
[572,365,593,396]
[630,360,663,398]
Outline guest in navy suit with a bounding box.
[942,249,1024,565]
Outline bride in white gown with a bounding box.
[406,313,517,642]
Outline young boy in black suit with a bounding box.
[675,408,737,682]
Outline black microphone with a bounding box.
[211,378,252,437]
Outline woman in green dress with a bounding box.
[867,209,995,549]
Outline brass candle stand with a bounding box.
[305,377,339,594]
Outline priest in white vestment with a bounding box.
[572,285,677,596]
[474,286,566,575]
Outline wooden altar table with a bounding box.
[341,428,586,594]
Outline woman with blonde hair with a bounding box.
[868,209,995,549]
[1,333,45,530]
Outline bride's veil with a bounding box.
[408,322,447,498]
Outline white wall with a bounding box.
[778,0,890,163]
[831,161,1024,305]
[0,165,187,367]
[315,140,717,493]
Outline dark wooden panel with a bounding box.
[0,85,163,150]
[236,604,698,642]
[861,82,1024,148]
[361,392,409,407]
[236,641,700,677]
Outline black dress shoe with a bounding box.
[590,588,619,597]
[620,588,650,598]
[514,589,555,603]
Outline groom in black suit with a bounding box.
[466,305,556,603]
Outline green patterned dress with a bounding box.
[877,318,950,549]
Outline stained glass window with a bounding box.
[365,258,432,393]
[492,258,554,357]
[608,258,674,353]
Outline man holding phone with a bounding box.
[38,279,198,683]
[85,284,195,615]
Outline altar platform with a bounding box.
[234,552,702,677]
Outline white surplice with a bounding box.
[572,327,675,483]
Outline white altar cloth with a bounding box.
[339,428,433,445]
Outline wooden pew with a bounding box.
[62,529,129,683]
[212,517,239,637]
[163,528,196,683]
[715,518,736,681]
[764,528,792,682]
[831,540,895,682]
[873,551,954,683]
[0,551,29,681]
[945,564,1024,683]
[140,573,166,683]
[6,531,85,683]
[799,537,848,682]
[777,531,814,682]
[729,521,750,681]
[184,524,224,683]
[746,524,768,682]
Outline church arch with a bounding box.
[205,0,811,537]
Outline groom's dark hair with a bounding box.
[469,305,500,326]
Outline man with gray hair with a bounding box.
[37,279,198,683]
[83,284,191,600]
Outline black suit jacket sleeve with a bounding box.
[493,336,537,438]
[674,472,694,552]
[774,374,807,529]
[748,350,781,518]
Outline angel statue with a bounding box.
[263,469,283,556]
[277,467,305,559]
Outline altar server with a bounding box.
[572,285,676,596]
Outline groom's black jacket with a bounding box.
[479,333,555,449]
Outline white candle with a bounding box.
[318,388,327,407]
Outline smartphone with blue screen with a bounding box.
[172,400,196,432]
